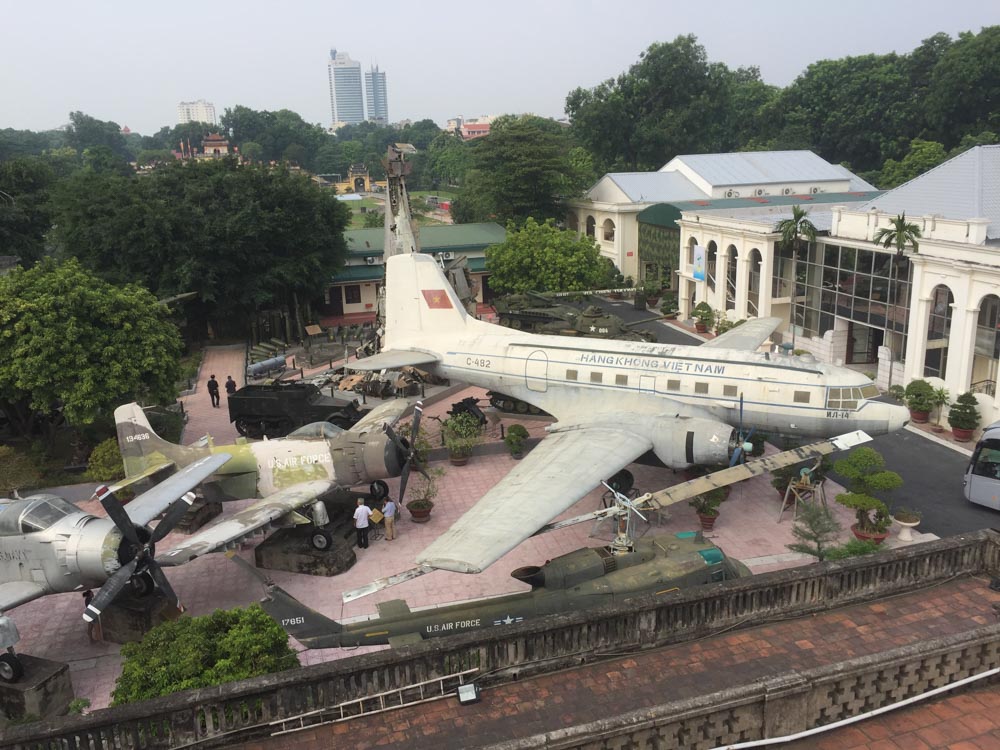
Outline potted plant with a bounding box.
[887,384,906,403]
[659,292,679,319]
[692,301,713,333]
[833,447,903,544]
[892,507,922,542]
[405,467,444,523]
[504,424,529,459]
[689,487,727,531]
[930,387,950,432]
[442,411,482,465]
[641,277,662,308]
[903,379,935,423]
[947,391,980,442]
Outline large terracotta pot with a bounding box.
[406,501,434,523]
[951,427,974,442]
[909,409,929,424]
[698,513,718,531]
[695,322,708,333]
[851,525,889,545]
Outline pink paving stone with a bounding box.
[7,346,860,710]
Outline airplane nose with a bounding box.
[887,402,910,433]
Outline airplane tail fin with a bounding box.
[384,253,485,349]
[114,403,202,478]
[259,585,345,648]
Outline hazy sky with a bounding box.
[3,0,999,136]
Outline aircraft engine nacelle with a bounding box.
[331,433,407,485]
[650,417,736,469]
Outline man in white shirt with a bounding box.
[353,498,372,549]
[382,498,397,541]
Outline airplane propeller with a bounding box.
[729,394,756,467]
[83,486,195,623]
[385,401,427,502]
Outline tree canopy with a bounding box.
[0,258,182,437]
[485,218,610,294]
[112,604,298,705]
[50,158,350,338]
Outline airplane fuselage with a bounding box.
[411,326,907,461]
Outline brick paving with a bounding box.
[237,576,1000,750]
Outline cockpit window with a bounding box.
[287,422,345,439]
[861,384,879,399]
[826,385,868,411]
[18,496,79,533]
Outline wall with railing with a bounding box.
[4,530,1000,750]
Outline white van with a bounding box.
[963,421,1000,509]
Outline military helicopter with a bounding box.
[0,454,229,682]
[238,489,749,649]
[113,398,427,550]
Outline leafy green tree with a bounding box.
[0,259,182,440]
[112,604,299,705]
[362,209,383,228]
[0,156,56,266]
[925,27,1000,147]
[485,218,607,294]
[66,111,130,161]
[453,115,570,225]
[0,128,67,161]
[873,213,922,257]
[786,501,842,561]
[424,132,471,188]
[877,140,947,188]
[240,140,264,162]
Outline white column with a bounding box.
[904,295,933,383]
[735,256,751,318]
[946,303,980,395]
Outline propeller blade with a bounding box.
[149,492,196,544]
[409,402,423,444]
[398,461,412,501]
[95,485,139,545]
[83,559,137,622]
[146,562,181,610]
[383,424,407,455]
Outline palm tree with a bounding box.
[873,213,921,257]
[775,206,817,349]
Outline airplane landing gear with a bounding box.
[0,650,24,683]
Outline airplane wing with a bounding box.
[125,453,232,527]
[700,316,781,351]
[349,399,412,434]
[159,479,335,565]
[416,425,652,574]
[0,581,46,613]
[346,350,440,371]
[105,460,176,496]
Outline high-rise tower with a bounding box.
[327,49,364,127]
[365,65,389,125]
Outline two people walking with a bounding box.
[207,374,238,408]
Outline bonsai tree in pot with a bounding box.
[659,291,679,319]
[406,467,444,523]
[504,424,530,459]
[947,391,981,442]
[930,387,950,431]
[903,379,935,423]
[442,411,483,465]
[692,301,713,333]
[833,447,902,544]
[689,487,727,531]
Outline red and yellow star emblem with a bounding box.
[422,290,453,309]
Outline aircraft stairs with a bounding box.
[268,667,479,736]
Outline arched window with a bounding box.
[565,212,579,232]
[725,245,738,311]
[602,219,616,242]
[747,249,762,317]
[585,216,596,238]
[707,241,718,293]
[974,294,1000,395]
[924,284,954,379]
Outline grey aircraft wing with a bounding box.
[349,398,413,434]
[700,316,781,351]
[0,581,46,613]
[346,350,440,371]
[416,425,652,574]
[159,479,335,565]
[125,453,233,527]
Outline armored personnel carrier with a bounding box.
[493,294,656,343]
[227,382,365,439]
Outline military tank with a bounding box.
[493,293,656,343]
[227,382,365,439]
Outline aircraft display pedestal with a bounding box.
[97,593,183,645]
[255,525,356,576]
[176,499,223,534]
[0,655,73,726]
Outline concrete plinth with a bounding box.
[0,655,73,726]
[175,499,223,534]
[96,592,184,645]
[254,525,357,576]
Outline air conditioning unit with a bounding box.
[725,190,739,198]
[365,256,378,266]
[810,187,822,194]
[783,188,793,195]
[755,188,766,197]
[440,251,454,260]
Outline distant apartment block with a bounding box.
[447,115,497,140]
[328,49,365,128]
[365,65,388,125]
[177,100,217,126]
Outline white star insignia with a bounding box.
[502,615,513,625]
[589,325,597,332]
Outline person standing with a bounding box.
[353,498,372,549]
[382,497,397,541]
[207,374,221,408]
[225,375,237,397]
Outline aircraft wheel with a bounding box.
[235,419,250,436]
[311,529,333,551]
[0,653,23,683]
[369,480,389,500]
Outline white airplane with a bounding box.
[348,252,910,580]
